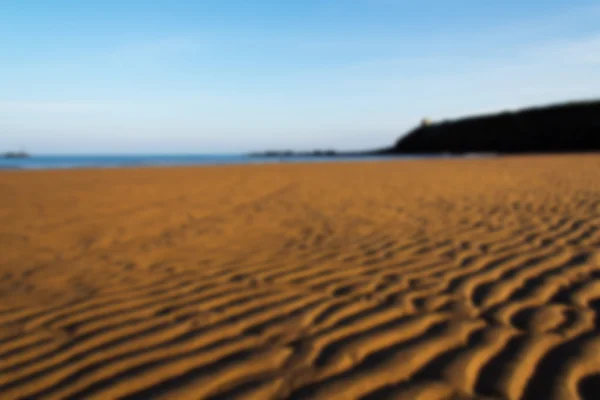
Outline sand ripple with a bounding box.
[1,155,600,399]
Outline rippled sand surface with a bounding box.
[1,155,600,399]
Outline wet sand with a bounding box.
[1,155,600,399]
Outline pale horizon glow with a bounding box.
[1,1,599,154]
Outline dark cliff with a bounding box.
[381,100,600,154]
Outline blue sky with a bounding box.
[1,1,599,154]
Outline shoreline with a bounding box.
[0,153,450,172]
[5,151,600,172]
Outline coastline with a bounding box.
[0,153,432,171]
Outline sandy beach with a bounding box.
[1,155,600,399]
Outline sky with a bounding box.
[1,1,599,154]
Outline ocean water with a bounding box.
[0,154,402,170]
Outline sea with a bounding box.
[0,154,408,170]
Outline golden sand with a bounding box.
[1,155,600,399]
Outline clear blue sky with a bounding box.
[1,1,599,154]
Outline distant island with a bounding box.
[2,150,30,159]
[252,99,600,157]
[250,149,338,157]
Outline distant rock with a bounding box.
[250,149,338,157]
[2,150,30,159]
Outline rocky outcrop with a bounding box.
[2,151,30,159]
